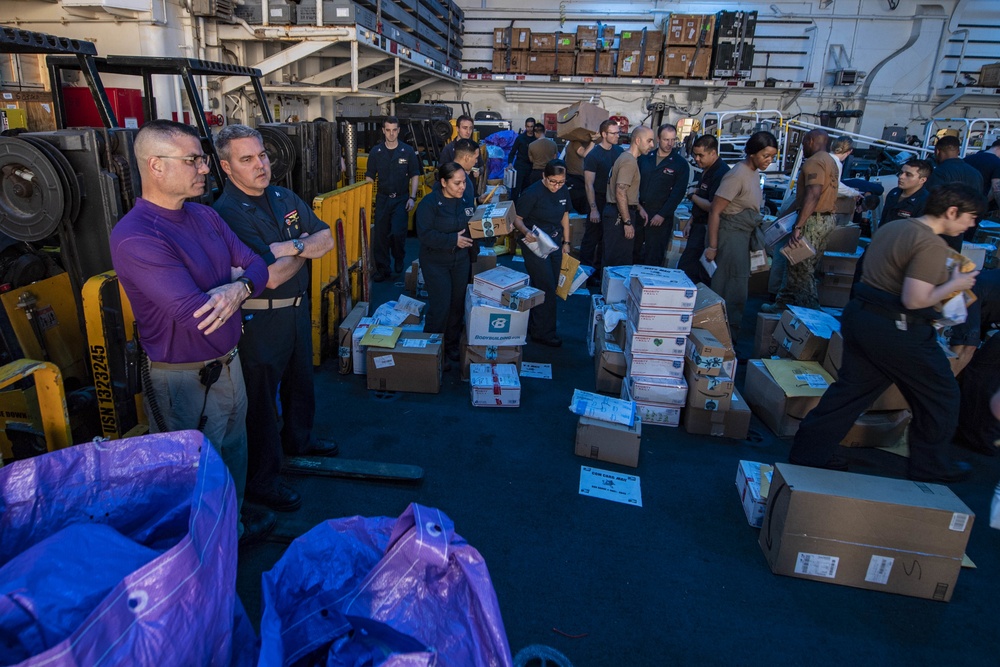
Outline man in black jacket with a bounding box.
[507,116,535,201]
[637,123,690,265]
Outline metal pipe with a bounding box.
[343,121,357,185]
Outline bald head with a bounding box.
[629,125,655,157]
[134,119,203,175]
[801,129,829,158]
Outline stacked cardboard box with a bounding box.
[823,330,912,448]
[663,14,714,79]
[469,363,521,407]
[616,29,663,77]
[576,24,617,76]
[818,248,862,308]
[618,267,699,427]
[572,389,642,467]
[770,306,840,362]
[682,285,750,438]
[492,27,530,73]
[743,358,833,437]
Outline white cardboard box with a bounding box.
[736,460,773,528]
[622,379,681,427]
[470,363,521,407]
[473,265,530,303]
[625,319,689,356]
[626,293,694,334]
[465,285,529,346]
[627,271,698,310]
[351,317,376,375]
[625,347,685,378]
[601,265,632,304]
[627,374,688,406]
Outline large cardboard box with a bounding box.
[685,327,735,376]
[470,363,521,407]
[473,265,530,302]
[691,283,732,349]
[823,331,910,411]
[624,320,688,356]
[530,32,576,51]
[336,301,369,374]
[819,249,862,276]
[492,50,528,73]
[743,359,831,437]
[840,410,911,448]
[825,225,862,253]
[595,330,627,395]
[460,337,523,381]
[736,460,773,527]
[666,14,715,46]
[556,101,609,142]
[759,464,974,602]
[661,47,711,78]
[684,362,734,411]
[526,52,575,75]
[772,308,837,362]
[619,29,663,52]
[818,284,852,308]
[575,51,616,77]
[627,270,697,310]
[576,24,616,49]
[469,201,516,240]
[465,286,529,346]
[366,332,442,393]
[754,312,782,358]
[494,27,531,49]
[617,50,661,77]
[626,295,693,334]
[575,415,641,468]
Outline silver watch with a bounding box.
[292,238,305,255]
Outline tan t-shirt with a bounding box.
[528,137,558,170]
[609,152,641,206]
[862,217,950,295]
[795,151,839,214]
[714,161,762,215]
[565,140,589,176]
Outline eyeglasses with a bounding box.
[544,178,566,186]
[605,131,620,136]
[156,154,212,168]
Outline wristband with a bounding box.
[236,276,254,296]
[562,241,570,246]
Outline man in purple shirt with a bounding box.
[110,120,272,545]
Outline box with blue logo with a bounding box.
[465,285,529,346]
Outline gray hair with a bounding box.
[830,136,854,154]
[215,124,263,162]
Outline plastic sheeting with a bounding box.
[259,503,513,667]
[482,131,519,180]
[0,430,254,666]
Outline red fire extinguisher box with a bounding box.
[63,87,145,129]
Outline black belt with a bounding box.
[860,302,933,326]
[150,346,238,371]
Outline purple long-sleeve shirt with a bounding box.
[111,198,268,363]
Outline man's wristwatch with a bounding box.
[291,238,305,255]
[236,276,254,296]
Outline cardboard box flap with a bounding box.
[786,305,841,339]
[761,359,833,397]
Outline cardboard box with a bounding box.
[661,47,711,78]
[473,265,530,302]
[818,284,852,308]
[684,362,734,411]
[351,317,375,375]
[743,360,830,437]
[780,237,817,265]
[465,285,529,346]
[556,102,609,142]
[530,32,576,51]
[625,343,685,378]
[494,27,530,49]
[772,309,836,362]
[460,338,523,381]
[626,294,693,334]
[404,261,425,295]
[841,410,911,448]
[602,265,632,304]
[754,312,782,358]
[501,285,544,311]
[492,50,529,73]
[961,241,996,270]
[470,363,521,407]
[372,301,420,327]
[685,387,752,439]
[626,374,688,406]
[336,301,369,374]
[691,283,732,349]
[472,246,498,277]
[619,29,663,52]
[666,14,715,46]
[624,320,688,356]
[575,414,641,467]
[825,225,862,253]
[736,460,773,527]
[575,51,616,77]
[576,24,616,49]
[526,52,576,75]
[819,249,862,277]
[595,330,627,395]
[980,62,1000,87]
[569,212,587,249]
[759,463,974,602]
[627,271,697,310]
[366,332,442,394]
[617,50,661,77]
[588,294,607,357]
[823,331,910,411]
[469,201,516,240]
[685,328,735,376]
[623,380,681,427]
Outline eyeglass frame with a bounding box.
[155,154,212,168]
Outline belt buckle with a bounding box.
[387,192,398,199]
[225,347,239,364]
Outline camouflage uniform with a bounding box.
[774,212,836,309]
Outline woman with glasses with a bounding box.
[704,131,779,340]
[415,162,475,370]
[512,160,572,347]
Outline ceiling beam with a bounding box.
[301,55,388,85]
[220,41,333,93]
